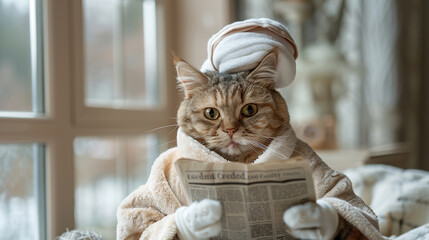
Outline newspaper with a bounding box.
[174,157,316,240]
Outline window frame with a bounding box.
[0,0,234,238]
[0,0,48,236]
[0,0,179,238]
[70,0,177,129]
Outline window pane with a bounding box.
[0,143,45,240]
[0,0,44,114]
[83,0,158,109]
[74,135,159,239]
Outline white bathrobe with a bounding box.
[116,128,385,240]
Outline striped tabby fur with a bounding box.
[175,50,291,163]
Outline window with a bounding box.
[0,0,46,239]
[0,143,46,239]
[0,0,44,115]
[83,0,158,109]
[0,0,178,239]
[71,1,176,235]
[74,135,159,238]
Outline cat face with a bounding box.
[175,51,290,162]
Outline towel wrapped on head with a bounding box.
[200,18,298,88]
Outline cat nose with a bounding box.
[223,128,237,137]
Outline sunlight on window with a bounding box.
[0,143,45,240]
[0,0,44,115]
[73,135,159,239]
[0,0,32,112]
[83,0,158,109]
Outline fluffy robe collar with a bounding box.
[176,127,297,164]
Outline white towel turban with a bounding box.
[200,18,298,88]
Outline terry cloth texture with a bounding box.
[116,128,391,240]
[175,199,221,240]
[200,18,298,88]
[345,164,429,237]
[283,199,339,240]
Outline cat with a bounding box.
[116,49,376,240]
[175,49,290,163]
[173,50,368,240]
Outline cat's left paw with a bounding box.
[283,199,339,240]
[175,199,222,240]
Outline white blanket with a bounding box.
[345,164,429,238]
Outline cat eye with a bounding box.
[204,108,220,120]
[241,104,258,117]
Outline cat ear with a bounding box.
[246,50,278,90]
[173,55,209,98]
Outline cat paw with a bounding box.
[283,200,339,240]
[176,199,222,240]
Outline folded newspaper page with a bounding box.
[174,157,316,240]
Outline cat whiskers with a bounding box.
[169,125,179,134]
[159,139,177,148]
[256,134,296,147]
[246,139,288,159]
[252,134,307,157]
[147,124,179,133]
[242,139,261,155]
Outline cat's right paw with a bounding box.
[175,199,222,240]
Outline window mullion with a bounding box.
[33,143,47,240]
[143,0,158,105]
[113,0,124,104]
[30,0,45,114]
